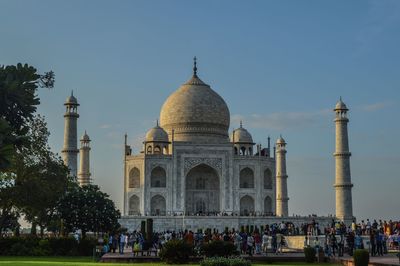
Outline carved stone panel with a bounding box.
[184,157,222,176]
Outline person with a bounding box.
[241,232,248,254]
[376,230,384,256]
[133,239,141,255]
[313,236,321,255]
[124,233,129,249]
[119,233,125,254]
[101,244,109,256]
[271,233,277,254]
[276,232,283,255]
[303,236,308,248]
[347,232,355,256]
[247,234,254,256]
[262,232,269,255]
[112,234,118,253]
[234,232,242,253]
[355,234,363,250]
[254,231,262,254]
[338,234,344,257]
[370,231,376,256]
[330,233,337,256]
[108,235,113,253]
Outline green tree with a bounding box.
[58,184,121,237]
[12,116,71,237]
[0,63,56,236]
[0,175,19,235]
[0,63,54,170]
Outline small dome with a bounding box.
[65,91,78,105]
[81,131,90,141]
[145,125,169,142]
[276,135,286,144]
[231,123,254,144]
[334,98,348,111]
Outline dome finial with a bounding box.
[193,56,197,76]
[240,120,243,128]
[71,90,74,97]
[156,119,159,126]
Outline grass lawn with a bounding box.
[0,257,341,266]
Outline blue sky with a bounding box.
[1,0,399,221]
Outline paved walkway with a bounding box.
[333,254,399,266]
[102,251,400,265]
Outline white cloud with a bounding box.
[99,124,112,129]
[358,102,392,112]
[232,109,330,131]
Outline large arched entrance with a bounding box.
[185,164,220,215]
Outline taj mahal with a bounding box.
[61,58,354,231]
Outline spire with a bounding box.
[193,56,197,76]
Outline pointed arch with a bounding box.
[147,145,152,154]
[185,164,220,215]
[240,195,255,216]
[264,196,272,215]
[151,166,166,188]
[129,195,140,215]
[154,146,161,154]
[264,168,272,189]
[129,167,140,188]
[150,195,166,216]
[240,167,254,188]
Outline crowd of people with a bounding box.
[305,219,400,258]
[99,219,400,258]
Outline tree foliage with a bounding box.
[10,116,71,236]
[58,184,121,237]
[0,63,54,170]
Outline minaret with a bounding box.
[77,131,91,186]
[276,135,289,217]
[61,91,79,177]
[334,98,354,223]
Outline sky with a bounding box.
[1,0,399,221]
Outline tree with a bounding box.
[0,174,19,235]
[0,63,56,236]
[58,184,121,237]
[11,116,71,237]
[0,63,54,170]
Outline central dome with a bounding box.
[160,66,230,143]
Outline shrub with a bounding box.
[48,237,78,255]
[9,242,32,256]
[201,240,238,257]
[354,249,369,266]
[0,237,20,255]
[304,246,316,263]
[77,238,97,256]
[159,239,193,264]
[0,237,95,256]
[201,257,251,266]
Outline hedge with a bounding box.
[201,257,251,266]
[0,237,97,256]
